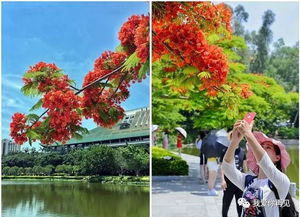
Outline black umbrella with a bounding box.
[200,129,230,158]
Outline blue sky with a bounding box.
[1,2,149,149]
[1,1,299,149]
[227,1,299,47]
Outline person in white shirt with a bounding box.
[222,120,293,217]
[195,132,207,184]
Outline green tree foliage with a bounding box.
[79,146,118,175]
[232,5,249,36]
[35,152,64,167]
[153,35,249,131]
[249,10,275,73]
[235,73,298,135]
[119,145,149,176]
[265,39,299,92]
[2,145,149,176]
[2,152,35,168]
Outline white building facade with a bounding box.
[2,139,21,156]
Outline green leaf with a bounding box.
[72,125,89,135]
[68,80,76,86]
[41,116,50,128]
[26,129,41,140]
[72,132,83,140]
[51,71,64,78]
[122,52,140,71]
[183,66,199,75]
[138,60,149,80]
[23,71,47,79]
[29,138,32,146]
[21,82,41,97]
[29,99,43,111]
[198,71,211,79]
[116,45,126,52]
[26,113,40,123]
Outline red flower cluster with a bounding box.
[94,51,127,72]
[119,15,150,62]
[83,99,125,128]
[154,23,228,90]
[81,49,134,128]
[42,90,82,144]
[153,2,232,33]
[12,12,149,145]
[28,62,60,73]
[240,84,253,99]
[23,62,70,93]
[134,16,149,63]
[10,113,28,145]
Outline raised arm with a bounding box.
[222,127,247,190]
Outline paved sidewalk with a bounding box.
[152,152,299,217]
[152,153,239,217]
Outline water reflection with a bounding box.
[2,180,149,217]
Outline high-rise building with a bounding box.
[2,139,21,156]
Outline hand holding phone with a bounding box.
[243,112,256,124]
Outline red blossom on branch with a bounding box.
[10,113,28,145]
[10,12,149,145]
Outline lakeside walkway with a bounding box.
[152,153,299,217]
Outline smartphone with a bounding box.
[243,112,256,124]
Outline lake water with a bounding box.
[2,180,149,217]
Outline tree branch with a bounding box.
[28,60,126,128]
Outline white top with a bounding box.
[196,139,202,149]
[222,153,290,217]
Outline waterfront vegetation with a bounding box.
[2,175,149,186]
[2,144,149,183]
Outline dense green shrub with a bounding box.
[24,167,33,175]
[152,147,188,175]
[278,127,299,139]
[8,166,20,175]
[55,164,73,174]
[44,165,55,175]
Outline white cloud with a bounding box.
[2,75,23,90]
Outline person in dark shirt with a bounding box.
[220,146,247,217]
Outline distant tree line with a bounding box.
[2,145,149,177]
[232,4,299,93]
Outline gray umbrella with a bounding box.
[201,129,230,158]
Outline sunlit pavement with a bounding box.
[152,153,238,217]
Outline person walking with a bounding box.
[206,156,219,196]
[196,132,208,184]
[162,129,169,149]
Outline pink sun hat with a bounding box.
[246,131,291,175]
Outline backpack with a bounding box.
[245,175,299,217]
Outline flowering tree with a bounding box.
[152,2,252,130]
[10,14,149,145]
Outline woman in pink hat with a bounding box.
[222,120,298,217]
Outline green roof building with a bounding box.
[42,107,149,151]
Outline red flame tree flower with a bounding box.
[10,14,149,145]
